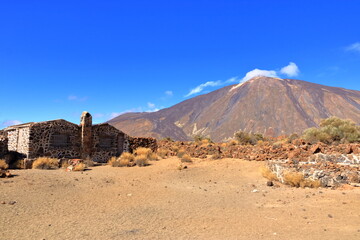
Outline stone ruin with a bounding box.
[0,112,157,164]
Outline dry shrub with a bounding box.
[108,153,135,167]
[134,147,152,158]
[120,152,135,162]
[135,154,149,167]
[32,157,59,169]
[73,163,86,171]
[235,131,264,145]
[0,159,9,170]
[211,153,222,160]
[227,139,238,146]
[11,159,24,169]
[157,148,169,158]
[260,166,278,181]
[300,178,321,188]
[83,157,95,167]
[283,171,321,188]
[201,139,211,144]
[108,156,117,166]
[181,154,192,163]
[149,152,158,161]
[61,160,70,169]
[177,148,186,158]
[172,146,179,153]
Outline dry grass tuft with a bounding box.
[177,148,186,158]
[211,153,222,160]
[83,157,95,167]
[108,153,135,167]
[120,152,135,162]
[172,146,179,153]
[108,156,117,166]
[135,154,149,167]
[32,157,59,169]
[227,139,238,147]
[73,163,86,171]
[149,152,158,161]
[0,159,9,170]
[61,160,70,169]
[134,147,152,158]
[157,148,169,158]
[260,166,278,181]
[283,171,321,188]
[181,154,193,163]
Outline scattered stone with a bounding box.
[252,189,259,193]
[266,181,273,187]
[8,201,16,205]
[328,214,333,218]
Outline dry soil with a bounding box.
[1,157,360,240]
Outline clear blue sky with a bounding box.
[1,0,360,128]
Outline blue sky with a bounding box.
[1,0,360,128]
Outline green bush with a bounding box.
[234,131,264,145]
[302,117,360,144]
[193,135,212,143]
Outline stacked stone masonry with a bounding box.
[1,112,157,163]
[0,112,158,163]
[128,137,158,153]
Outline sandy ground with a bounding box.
[1,157,360,240]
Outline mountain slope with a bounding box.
[108,76,360,142]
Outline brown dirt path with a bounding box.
[1,157,360,240]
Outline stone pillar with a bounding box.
[80,111,92,159]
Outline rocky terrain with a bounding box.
[108,76,360,141]
[158,140,360,188]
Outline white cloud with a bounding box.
[280,62,300,77]
[241,69,279,83]
[68,95,88,102]
[225,77,239,83]
[1,120,23,127]
[146,108,160,112]
[230,62,301,91]
[346,42,360,53]
[147,102,156,109]
[110,112,122,119]
[185,80,222,97]
[165,90,173,96]
[185,76,240,97]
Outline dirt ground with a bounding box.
[1,157,360,240]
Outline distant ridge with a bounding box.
[108,76,360,142]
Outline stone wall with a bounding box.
[158,140,360,160]
[267,153,360,188]
[6,126,31,156]
[128,137,157,153]
[91,124,128,162]
[28,120,81,159]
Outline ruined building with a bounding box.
[0,112,129,162]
